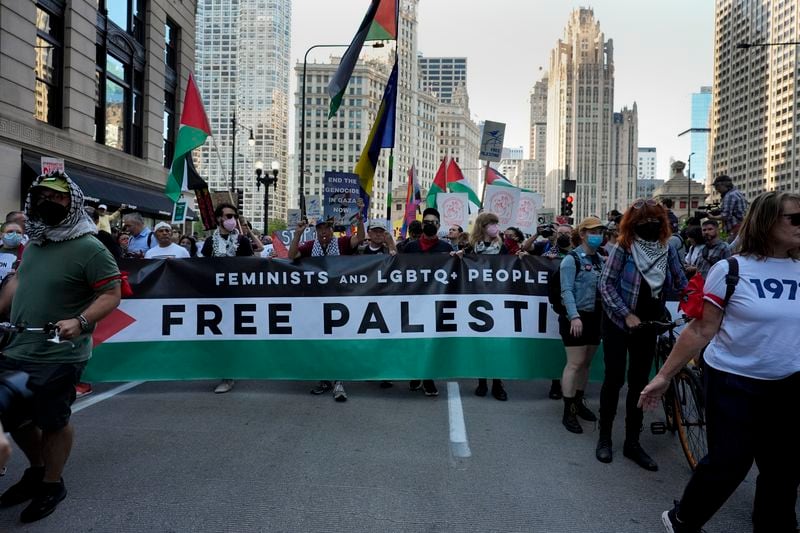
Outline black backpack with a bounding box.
[548,251,601,316]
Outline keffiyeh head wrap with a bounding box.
[24,172,96,244]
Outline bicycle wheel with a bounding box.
[673,368,707,470]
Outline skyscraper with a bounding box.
[608,105,638,212]
[195,0,291,228]
[435,84,480,190]
[711,0,799,199]
[545,8,615,219]
[638,147,657,181]
[690,86,711,185]
[529,74,548,162]
[418,57,467,104]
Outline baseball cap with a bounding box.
[577,216,606,232]
[368,221,387,231]
[153,221,172,232]
[98,203,108,210]
[315,217,334,227]
[33,175,70,194]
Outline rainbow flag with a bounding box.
[400,165,421,238]
[354,60,397,213]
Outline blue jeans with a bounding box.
[676,365,799,532]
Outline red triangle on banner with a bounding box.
[93,308,137,346]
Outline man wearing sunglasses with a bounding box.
[201,203,253,394]
[708,175,747,242]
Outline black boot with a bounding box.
[562,398,583,433]
[574,390,597,422]
[595,420,613,463]
[491,379,507,401]
[475,378,488,397]
[623,440,658,471]
[548,379,562,400]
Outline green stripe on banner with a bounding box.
[83,338,607,382]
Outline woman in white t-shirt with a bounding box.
[639,191,800,533]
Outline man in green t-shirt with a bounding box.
[0,172,120,523]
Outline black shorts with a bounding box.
[558,310,602,347]
[0,356,86,432]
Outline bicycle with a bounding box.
[639,316,708,471]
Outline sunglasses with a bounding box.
[783,212,800,226]
[632,199,657,209]
[222,213,238,219]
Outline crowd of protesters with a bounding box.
[2,168,795,531]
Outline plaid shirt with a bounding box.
[600,243,688,330]
[720,187,747,233]
[696,239,731,278]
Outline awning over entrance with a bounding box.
[22,153,195,220]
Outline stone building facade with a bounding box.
[0,0,197,220]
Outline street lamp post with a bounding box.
[230,108,255,192]
[299,41,384,216]
[255,160,280,234]
[687,152,696,219]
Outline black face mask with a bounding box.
[35,200,69,226]
[556,235,571,249]
[422,221,438,237]
[634,221,662,242]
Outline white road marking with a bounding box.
[447,381,471,458]
[72,381,145,413]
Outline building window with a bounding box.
[163,19,180,167]
[94,2,146,157]
[34,2,64,127]
[101,0,145,44]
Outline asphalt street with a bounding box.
[0,379,787,533]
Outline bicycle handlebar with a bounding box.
[636,317,691,334]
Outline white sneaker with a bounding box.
[214,379,235,394]
[333,381,347,402]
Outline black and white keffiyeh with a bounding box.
[631,238,669,297]
[311,237,340,257]
[210,229,240,257]
[24,172,96,244]
[474,240,503,255]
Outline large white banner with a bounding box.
[484,185,520,229]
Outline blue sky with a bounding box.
[292,1,715,181]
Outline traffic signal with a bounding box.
[564,195,574,217]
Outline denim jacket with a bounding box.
[560,248,604,320]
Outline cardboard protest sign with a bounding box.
[323,171,360,225]
[516,192,538,235]
[437,193,469,231]
[484,185,520,228]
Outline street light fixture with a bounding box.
[255,160,280,235]
[687,152,696,219]
[299,41,385,216]
[230,109,255,192]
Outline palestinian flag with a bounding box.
[366,0,397,40]
[327,0,381,119]
[486,166,514,187]
[446,159,481,208]
[165,74,211,203]
[425,158,449,209]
